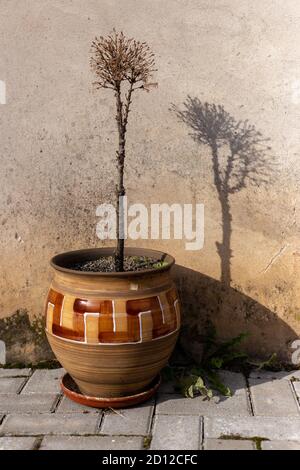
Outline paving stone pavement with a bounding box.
[0,368,300,450]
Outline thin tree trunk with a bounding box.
[114,82,134,272]
[115,85,125,272]
[115,150,125,271]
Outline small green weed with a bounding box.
[164,328,278,399]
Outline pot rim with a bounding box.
[50,247,175,277]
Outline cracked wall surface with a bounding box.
[0,0,299,363]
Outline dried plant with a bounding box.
[91,31,157,271]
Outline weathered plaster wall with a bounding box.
[0,0,299,363]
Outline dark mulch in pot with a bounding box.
[71,255,167,273]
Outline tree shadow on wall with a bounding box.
[169,98,295,362]
[172,97,276,287]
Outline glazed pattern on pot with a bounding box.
[45,287,180,344]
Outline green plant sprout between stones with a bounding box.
[163,329,278,399]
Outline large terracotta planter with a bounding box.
[45,247,181,398]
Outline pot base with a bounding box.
[61,373,161,409]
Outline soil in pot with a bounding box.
[71,255,167,273]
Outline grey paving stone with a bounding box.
[0,377,27,394]
[21,369,64,394]
[204,438,255,450]
[249,370,300,381]
[157,372,250,417]
[0,436,37,450]
[56,395,100,413]
[0,369,31,378]
[40,435,143,450]
[249,377,299,416]
[204,417,300,441]
[0,413,100,436]
[101,402,154,436]
[262,440,300,450]
[151,415,201,450]
[0,393,57,414]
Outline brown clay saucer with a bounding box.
[61,373,161,409]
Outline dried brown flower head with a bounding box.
[90,30,156,90]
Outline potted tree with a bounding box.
[45,31,181,407]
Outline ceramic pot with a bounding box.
[45,247,181,398]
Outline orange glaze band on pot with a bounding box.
[45,287,180,345]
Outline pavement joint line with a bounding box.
[97,411,105,433]
[147,394,157,437]
[0,414,8,435]
[245,374,255,416]
[32,436,43,450]
[51,393,63,413]
[200,416,204,450]
[0,432,149,438]
[92,432,148,437]
[0,414,6,426]
[17,375,31,395]
[289,380,300,412]
[92,432,148,438]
